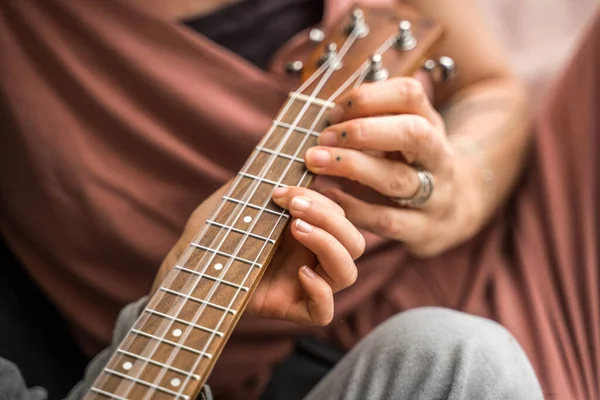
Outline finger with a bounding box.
[321,187,428,243]
[281,193,365,259]
[318,115,445,171]
[272,186,345,216]
[290,218,357,292]
[328,77,443,127]
[284,266,333,326]
[305,146,421,199]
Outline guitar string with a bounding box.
[171,34,396,399]
[112,37,350,400]
[167,32,361,398]
[165,31,364,398]
[107,67,330,398]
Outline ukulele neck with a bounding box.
[85,91,331,399]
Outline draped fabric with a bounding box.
[0,0,598,398]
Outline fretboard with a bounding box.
[85,92,333,400]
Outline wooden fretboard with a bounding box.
[85,92,332,400]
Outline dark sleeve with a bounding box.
[0,358,47,400]
[64,297,149,399]
[2,297,212,400]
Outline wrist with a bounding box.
[450,136,496,240]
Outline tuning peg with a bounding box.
[365,54,388,82]
[394,20,417,51]
[343,8,369,38]
[318,43,343,70]
[309,28,325,44]
[422,57,456,82]
[284,60,304,75]
[438,56,456,81]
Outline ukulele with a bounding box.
[85,4,452,399]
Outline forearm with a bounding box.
[443,78,532,236]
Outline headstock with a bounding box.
[295,4,454,101]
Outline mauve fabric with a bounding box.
[0,0,598,399]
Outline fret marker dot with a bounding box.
[170,378,181,387]
[172,328,182,337]
[214,263,223,270]
[243,215,252,223]
[122,361,132,371]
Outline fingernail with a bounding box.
[329,105,343,123]
[318,130,337,146]
[272,187,289,198]
[295,219,313,233]
[301,265,316,279]
[291,196,311,211]
[306,148,331,167]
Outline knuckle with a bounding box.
[324,232,338,252]
[405,116,430,142]
[352,232,366,259]
[321,209,337,228]
[397,77,426,109]
[376,210,402,238]
[316,312,333,326]
[404,116,433,156]
[386,163,411,195]
[346,265,358,286]
[346,118,365,146]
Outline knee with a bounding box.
[374,307,516,354]
[361,307,542,398]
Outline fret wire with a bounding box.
[104,368,189,399]
[177,29,362,398]
[272,120,320,137]
[256,146,305,163]
[131,328,212,359]
[174,265,249,292]
[159,287,236,315]
[145,308,224,337]
[206,220,276,244]
[238,171,287,187]
[289,91,335,108]
[222,196,289,219]
[116,349,200,380]
[90,387,128,400]
[188,243,262,268]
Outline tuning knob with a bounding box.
[365,54,388,82]
[438,56,456,81]
[422,57,456,82]
[285,60,304,74]
[318,43,343,70]
[309,28,325,44]
[394,20,417,51]
[343,8,369,38]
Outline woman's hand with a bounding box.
[152,183,364,326]
[305,77,483,257]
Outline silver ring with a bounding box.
[390,165,434,207]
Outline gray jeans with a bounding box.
[0,302,543,400]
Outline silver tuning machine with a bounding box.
[422,56,456,82]
[318,43,343,70]
[365,54,388,82]
[343,8,369,38]
[394,20,417,51]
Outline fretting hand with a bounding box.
[152,184,364,326]
[306,77,482,257]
